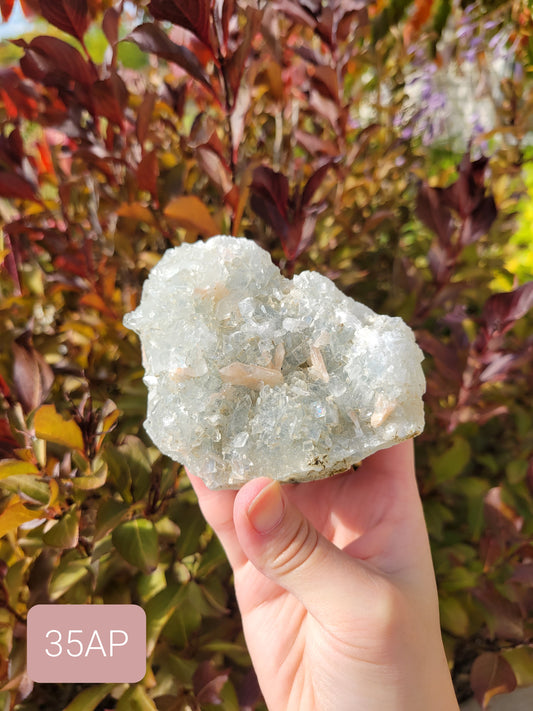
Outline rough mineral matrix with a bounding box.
[124,235,426,489]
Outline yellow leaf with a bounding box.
[34,405,84,451]
[0,459,39,479]
[0,496,43,537]
[164,196,218,237]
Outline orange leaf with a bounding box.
[164,195,218,237]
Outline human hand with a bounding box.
[188,440,459,711]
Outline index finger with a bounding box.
[186,470,246,570]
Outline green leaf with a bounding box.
[501,647,533,686]
[43,506,79,548]
[63,684,115,711]
[1,475,50,505]
[168,501,207,558]
[34,404,84,450]
[136,569,167,603]
[201,640,250,666]
[112,518,159,573]
[115,684,156,711]
[162,594,202,649]
[439,595,471,637]
[145,583,186,655]
[49,557,91,601]
[196,536,228,578]
[104,436,152,503]
[72,458,108,490]
[94,498,130,541]
[431,436,471,483]
[440,565,479,593]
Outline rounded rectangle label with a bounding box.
[27,604,146,683]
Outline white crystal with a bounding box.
[124,236,426,490]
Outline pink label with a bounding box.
[27,604,146,683]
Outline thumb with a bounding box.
[233,478,382,628]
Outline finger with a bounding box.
[233,477,386,630]
[186,471,246,570]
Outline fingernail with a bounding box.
[247,481,285,534]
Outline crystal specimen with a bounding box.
[124,236,425,489]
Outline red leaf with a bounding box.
[12,334,54,414]
[0,70,40,120]
[39,0,89,43]
[0,417,19,459]
[136,91,156,146]
[125,23,214,95]
[0,0,15,22]
[0,171,37,201]
[92,73,128,125]
[137,150,159,199]
[0,373,11,400]
[482,282,533,336]
[226,7,262,97]
[470,652,517,709]
[20,0,39,17]
[148,0,212,50]
[213,0,235,55]
[17,36,97,86]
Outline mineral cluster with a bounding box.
[124,236,426,489]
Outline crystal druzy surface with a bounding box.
[124,236,426,489]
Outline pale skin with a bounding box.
[188,440,460,711]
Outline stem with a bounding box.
[217,49,238,234]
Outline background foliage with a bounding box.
[0,0,532,709]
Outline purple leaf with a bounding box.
[441,154,490,218]
[301,159,335,207]
[125,24,214,95]
[193,661,229,705]
[482,282,533,336]
[415,183,454,247]
[470,652,517,709]
[148,0,213,50]
[12,333,54,413]
[459,194,497,245]
[102,6,121,47]
[251,166,289,220]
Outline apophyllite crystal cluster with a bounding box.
[124,236,426,489]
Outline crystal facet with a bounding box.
[124,236,426,489]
